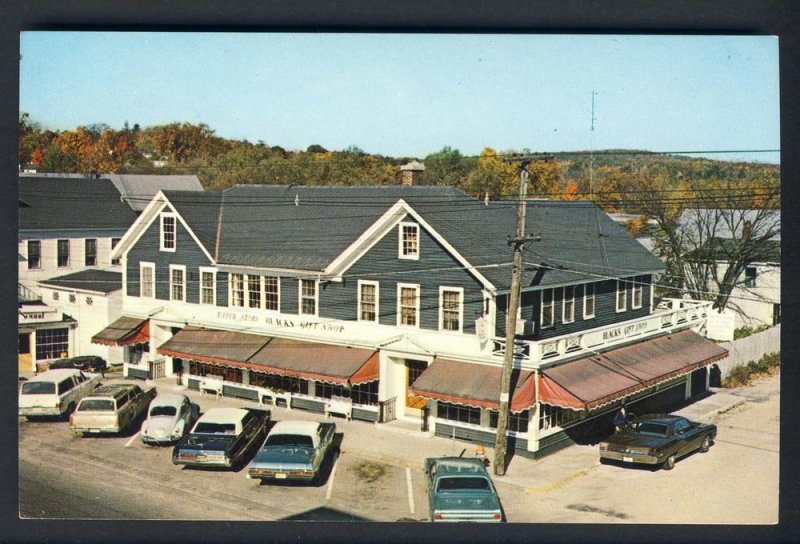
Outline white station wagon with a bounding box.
[19,368,101,419]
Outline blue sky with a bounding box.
[20,32,780,163]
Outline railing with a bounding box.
[18,283,41,304]
[380,396,397,423]
[493,298,713,368]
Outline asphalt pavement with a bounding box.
[137,372,768,493]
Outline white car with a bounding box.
[141,393,198,445]
[19,368,101,419]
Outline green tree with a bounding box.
[423,146,473,186]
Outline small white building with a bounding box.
[38,270,124,365]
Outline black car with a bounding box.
[173,407,271,469]
[48,355,107,373]
[599,414,717,470]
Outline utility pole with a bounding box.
[494,158,540,476]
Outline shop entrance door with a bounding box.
[405,360,428,416]
[18,333,32,373]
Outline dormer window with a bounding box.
[399,222,419,260]
[160,213,176,252]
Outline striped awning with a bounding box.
[538,329,729,411]
[91,316,149,346]
[409,358,535,414]
[157,326,379,386]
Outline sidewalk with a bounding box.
[145,374,772,492]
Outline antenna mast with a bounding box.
[590,90,597,200]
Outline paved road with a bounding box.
[497,374,780,524]
[18,374,779,524]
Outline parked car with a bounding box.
[172,407,270,469]
[70,383,157,435]
[424,457,503,522]
[246,420,336,483]
[19,368,101,420]
[141,393,199,445]
[48,355,108,373]
[599,414,717,470]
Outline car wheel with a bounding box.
[700,435,711,453]
[662,454,676,471]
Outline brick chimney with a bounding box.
[400,160,425,186]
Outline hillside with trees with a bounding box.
[19,115,779,204]
[19,115,780,310]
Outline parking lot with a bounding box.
[19,379,431,522]
[19,373,779,523]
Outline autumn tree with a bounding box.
[463,148,518,199]
[526,159,562,197]
[635,167,781,314]
[559,181,580,200]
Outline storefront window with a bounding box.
[35,328,69,361]
[315,381,379,406]
[436,401,481,426]
[187,361,243,383]
[539,403,582,431]
[488,410,529,433]
[249,372,308,395]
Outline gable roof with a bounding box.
[19,176,138,231]
[140,185,664,291]
[160,191,223,257]
[105,174,203,212]
[39,270,122,294]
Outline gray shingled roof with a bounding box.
[40,270,122,294]
[105,174,203,212]
[19,176,138,231]
[165,185,664,290]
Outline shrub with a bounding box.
[722,352,780,388]
[733,324,771,340]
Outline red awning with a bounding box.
[409,358,534,413]
[539,329,728,411]
[157,326,271,366]
[92,317,149,346]
[247,337,379,385]
[157,326,379,386]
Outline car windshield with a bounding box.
[264,434,314,448]
[21,382,56,395]
[437,477,491,492]
[634,422,669,437]
[193,422,237,435]
[77,399,115,411]
[150,406,177,417]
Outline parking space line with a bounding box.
[405,467,415,515]
[325,457,339,500]
[124,432,140,448]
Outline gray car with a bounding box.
[141,393,198,445]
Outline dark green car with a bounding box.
[425,457,503,522]
[599,414,717,470]
[48,355,107,373]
